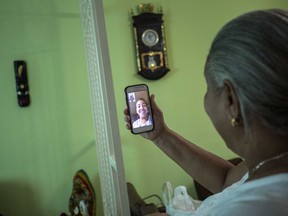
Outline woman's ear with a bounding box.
[223,80,241,120]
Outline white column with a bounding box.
[79,0,130,215]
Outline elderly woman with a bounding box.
[124,9,288,216]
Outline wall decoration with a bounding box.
[131,4,170,80]
[14,60,30,107]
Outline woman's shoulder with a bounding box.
[223,160,248,189]
[209,173,288,216]
[244,173,288,189]
[228,173,288,204]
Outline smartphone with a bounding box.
[124,84,154,134]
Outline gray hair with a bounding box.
[205,9,288,134]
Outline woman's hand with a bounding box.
[124,94,167,141]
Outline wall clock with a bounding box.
[131,4,170,80]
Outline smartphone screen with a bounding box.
[125,84,154,134]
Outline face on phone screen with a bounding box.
[125,84,154,134]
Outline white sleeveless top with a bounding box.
[193,173,288,216]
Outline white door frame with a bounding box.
[80,0,130,215]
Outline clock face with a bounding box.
[141,29,159,47]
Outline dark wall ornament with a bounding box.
[14,60,30,107]
[131,4,170,80]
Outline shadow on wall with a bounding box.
[0,181,41,215]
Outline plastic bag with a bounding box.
[162,182,201,216]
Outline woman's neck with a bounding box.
[139,116,148,125]
[247,151,288,181]
[240,121,288,181]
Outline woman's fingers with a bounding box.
[124,114,130,122]
[124,107,129,115]
[124,107,131,130]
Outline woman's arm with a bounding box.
[153,127,246,193]
[124,94,247,193]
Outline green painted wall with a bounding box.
[0,0,287,215]
[0,0,97,215]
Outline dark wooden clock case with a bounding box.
[132,12,170,80]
